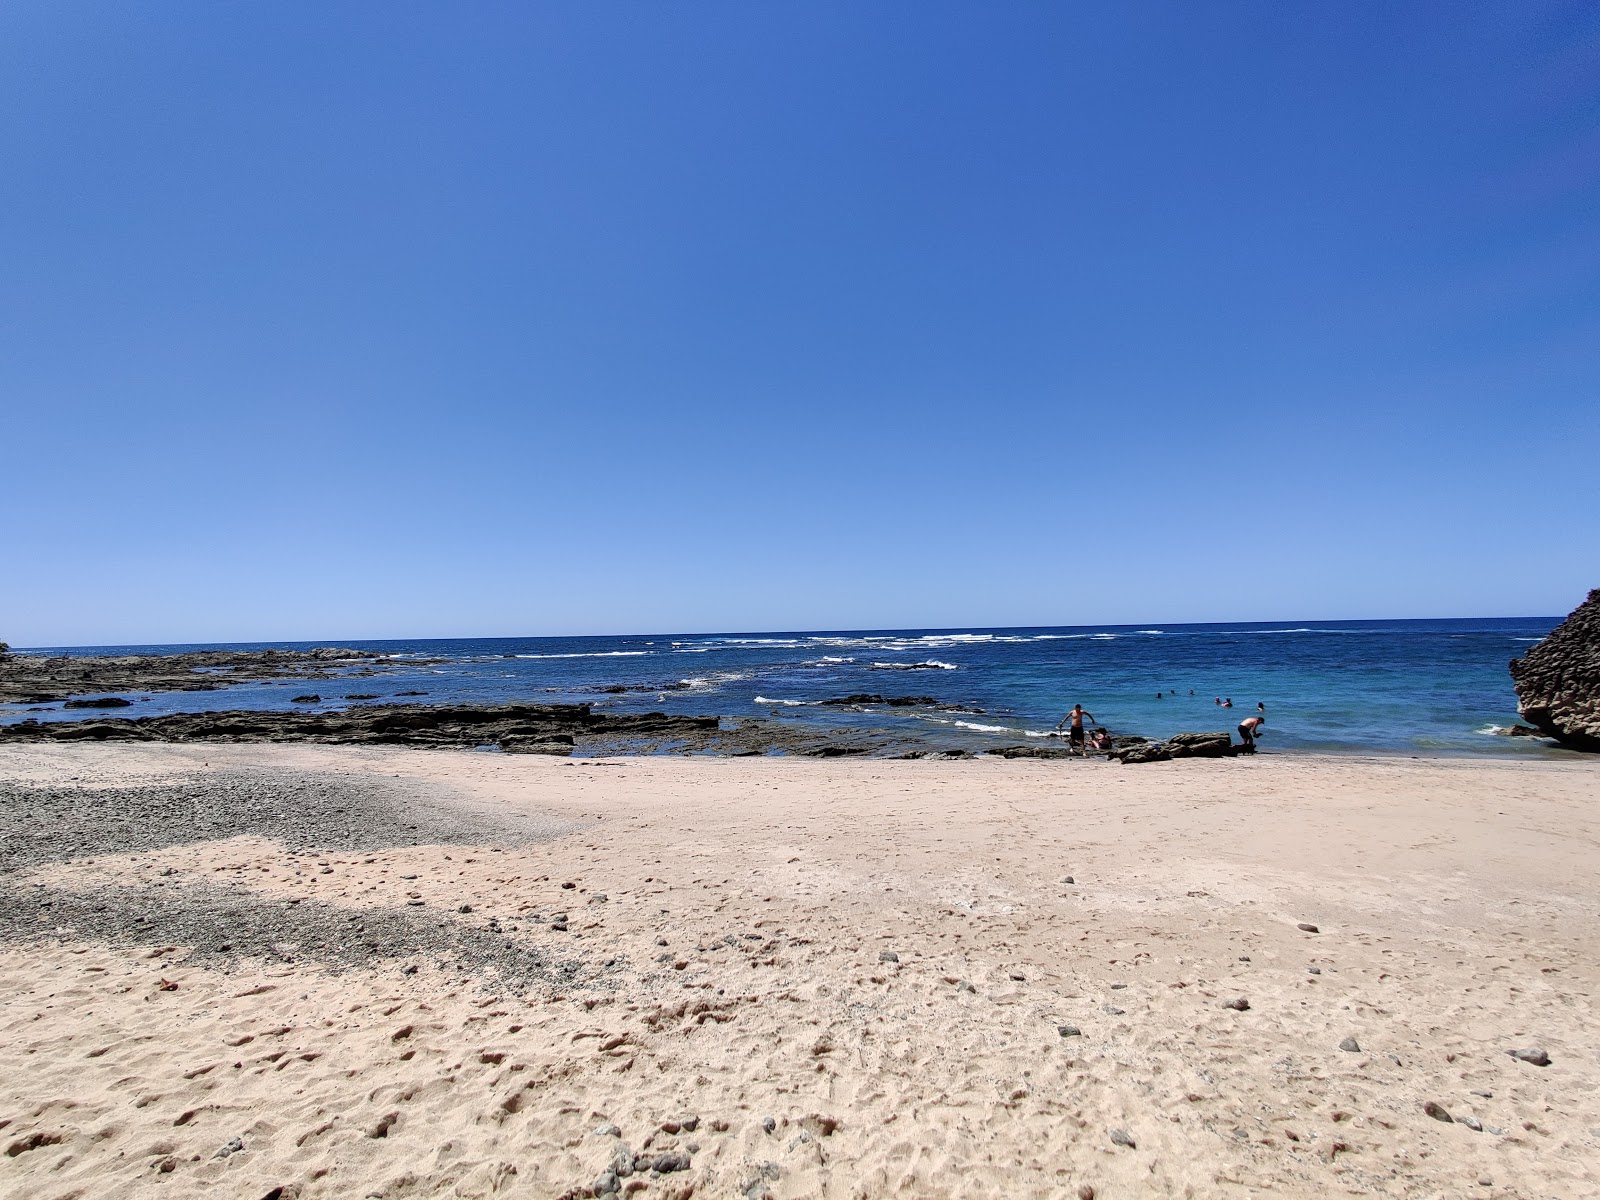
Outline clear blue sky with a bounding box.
[4,2,1596,646]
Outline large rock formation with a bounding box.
[1510,590,1600,752]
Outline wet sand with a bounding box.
[1,743,1597,1199]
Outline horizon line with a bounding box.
[8,612,1561,653]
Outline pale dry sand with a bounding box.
[2,743,1598,1200]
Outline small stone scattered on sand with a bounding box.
[1297,922,1319,933]
[1221,997,1250,1011]
[1507,1047,1551,1066]
[1423,1101,1453,1123]
[1109,1128,1136,1149]
[1339,1036,1360,1052]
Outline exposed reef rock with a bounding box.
[0,702,718,756]
[1112,731,1242,764]
[985,733,1149,760]
[0,646,412,706]
[1510,589,1600,752]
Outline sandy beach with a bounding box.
[2,744,1597,1200]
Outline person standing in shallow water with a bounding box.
[1056,703,1096,754]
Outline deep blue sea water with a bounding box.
[4,617,1575,758]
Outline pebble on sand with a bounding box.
[1339,1036,1361,1052]
[1109,1128,1136,1149]
[1058,1024,1082,1038]
[1297,922,1320,933]
[1221,997,1250,1011]
[1423,1101,1453,1123]
[1507,1047,1551,1067]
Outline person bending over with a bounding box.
[1057,703,1096,753]
[1237,715,1265,748]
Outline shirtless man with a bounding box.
[1056,703,1096,754]
[1237,715,1265,748]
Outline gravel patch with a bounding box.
[0,880,590,993]
[0,764,596,992]
[0,766,573,874]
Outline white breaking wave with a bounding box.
[1023,729,1065,739]
[513,650,651,659]
[754,696,812,706]
[1137,629,1165,635]
[676,671,751,690]
[953,720,1010,733]
[870,660,959,670]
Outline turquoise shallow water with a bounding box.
[4,617,1576,758]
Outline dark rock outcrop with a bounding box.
[0,702,719,757]
[1112,731,1241,764]
[984,745,1079,759]
[61,697,133,709]
[1164,731,1236,758]
[0,647,419,707]
[1510,590,1600,752]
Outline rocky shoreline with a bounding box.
[0,698,1264,763]
[0,645,415,706]
[0,647,1267,762]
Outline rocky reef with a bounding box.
[0,702,719,755]
[1110,730,1243,763]
[0,646,408,706]
[1510,590,1600,752]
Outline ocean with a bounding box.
[5,617,1572,758]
